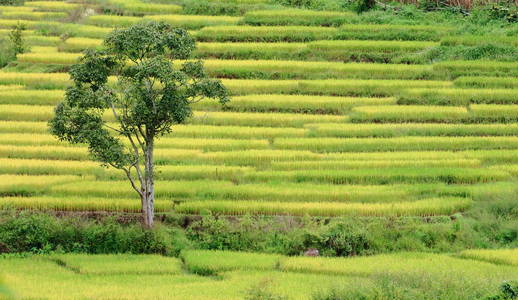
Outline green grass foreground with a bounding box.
[0,250,517,299]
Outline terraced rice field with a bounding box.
[1,249,518,299]
[0,0,518,220]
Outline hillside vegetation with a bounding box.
[0,0,517,298]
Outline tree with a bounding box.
[49,21,229,228]
[9,22,27,57]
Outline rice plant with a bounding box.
[434,61,518,78]
[298,79,452,97]
[0,89,64,105]
[398,88,518,105]
[202,59,434,80]
[244,168,509,185]
[458,249,518,266]
[191,111,344,127]
[26,1,80,12]
[52,254,183,275]
[470,104,518,122]
[243,9,354,26]
[195,25,338,42]
[306,123,518,137]
[350,105,469,123]
[273,136,518,152]
[195,94,395,114]
[175,197,472,217]
[145,14,240,29]
[337,24,452,41]
[181,250,281,274]
[454,76,518,89]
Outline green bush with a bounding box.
[0,0,24,5]
[0,212,177,255]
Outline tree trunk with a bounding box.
[142,138,155,228]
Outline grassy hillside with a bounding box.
[0,0,517,298]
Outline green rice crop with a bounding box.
[0,6,34,13]
[203,60,434,80]
[50,180,233,199]
[0,174,81,196]
[0,145,89,160]
[454,76,518,89]
[458,249,518,266]
[441,35,518,46]
[0,121,49,134]
[0,133,269,151]
[197,150,322,166]
[194,42,307,60]
[308,40,437,54]
[195,94,395,114]
[0,90,64,105]
[298,79,452,97]
[105,0,182,15]
[195,25,338,42]
[0,11,67,20]
[279,252,514,277]
[470,104,518,122]
[84,15,141,27]
[244,168,509,184]
[274,136,518,152]
[59,37,103,52]
[45,179,418,203]
[0,105,54,121]
[243,9,354,26]
[337,24,451,41]
[270,159,481,170]
[306,123,518,137]
[0,72,70,89]
[181,250,281,275]
[52,254,183,275]
[325,150,518,164]
[16,52,80,64]
[398,88,518,105]
[0,158,109,177]
[434,61,518,78]
[152,137,269,151]
[350,105,469,123]
[175,197,472,217]
[167,124,307,139]
[191,111,344,127]
[221,79,299,95]
[145,14,240,29]
[26,1,80,12]
[0,196,172,212]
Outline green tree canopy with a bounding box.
[50,21,229,228]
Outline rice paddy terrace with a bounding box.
[1,1,518,218]
[1,0,518,299]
